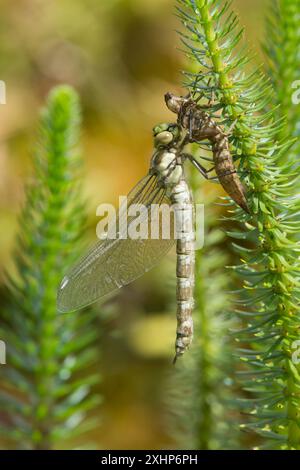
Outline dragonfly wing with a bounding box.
[57,174,175,312]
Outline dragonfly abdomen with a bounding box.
[171,179,195,362]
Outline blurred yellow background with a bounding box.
[0,0,267,449]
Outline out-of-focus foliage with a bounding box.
[0,86,101,449]
[177,0,300,449]
[265,0,300,151]
[263,0,300,447]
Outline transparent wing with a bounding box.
[57,174,175,312]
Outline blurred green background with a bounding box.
[0,0,267,449]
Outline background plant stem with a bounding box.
[0,86,101,450]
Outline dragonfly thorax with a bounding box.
[151,148,183,187]
[151,122,183,187]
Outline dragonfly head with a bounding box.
[153,123,180,147]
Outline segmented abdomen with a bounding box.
[171,179,195,362]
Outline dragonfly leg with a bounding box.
[206,166,216,174]
[195,165,239,180]
[185,154,218,182]
[185,154,208,179]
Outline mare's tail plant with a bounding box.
[173,0,300,449]
[0,86,101,449]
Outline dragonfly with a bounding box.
[57,122,196,362]
[165,92,250,213]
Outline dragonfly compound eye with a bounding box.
[155,131,174,145]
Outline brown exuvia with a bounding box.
[165,92,250,213]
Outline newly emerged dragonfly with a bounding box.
[57,91,249,361]
[58,123,196,361]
